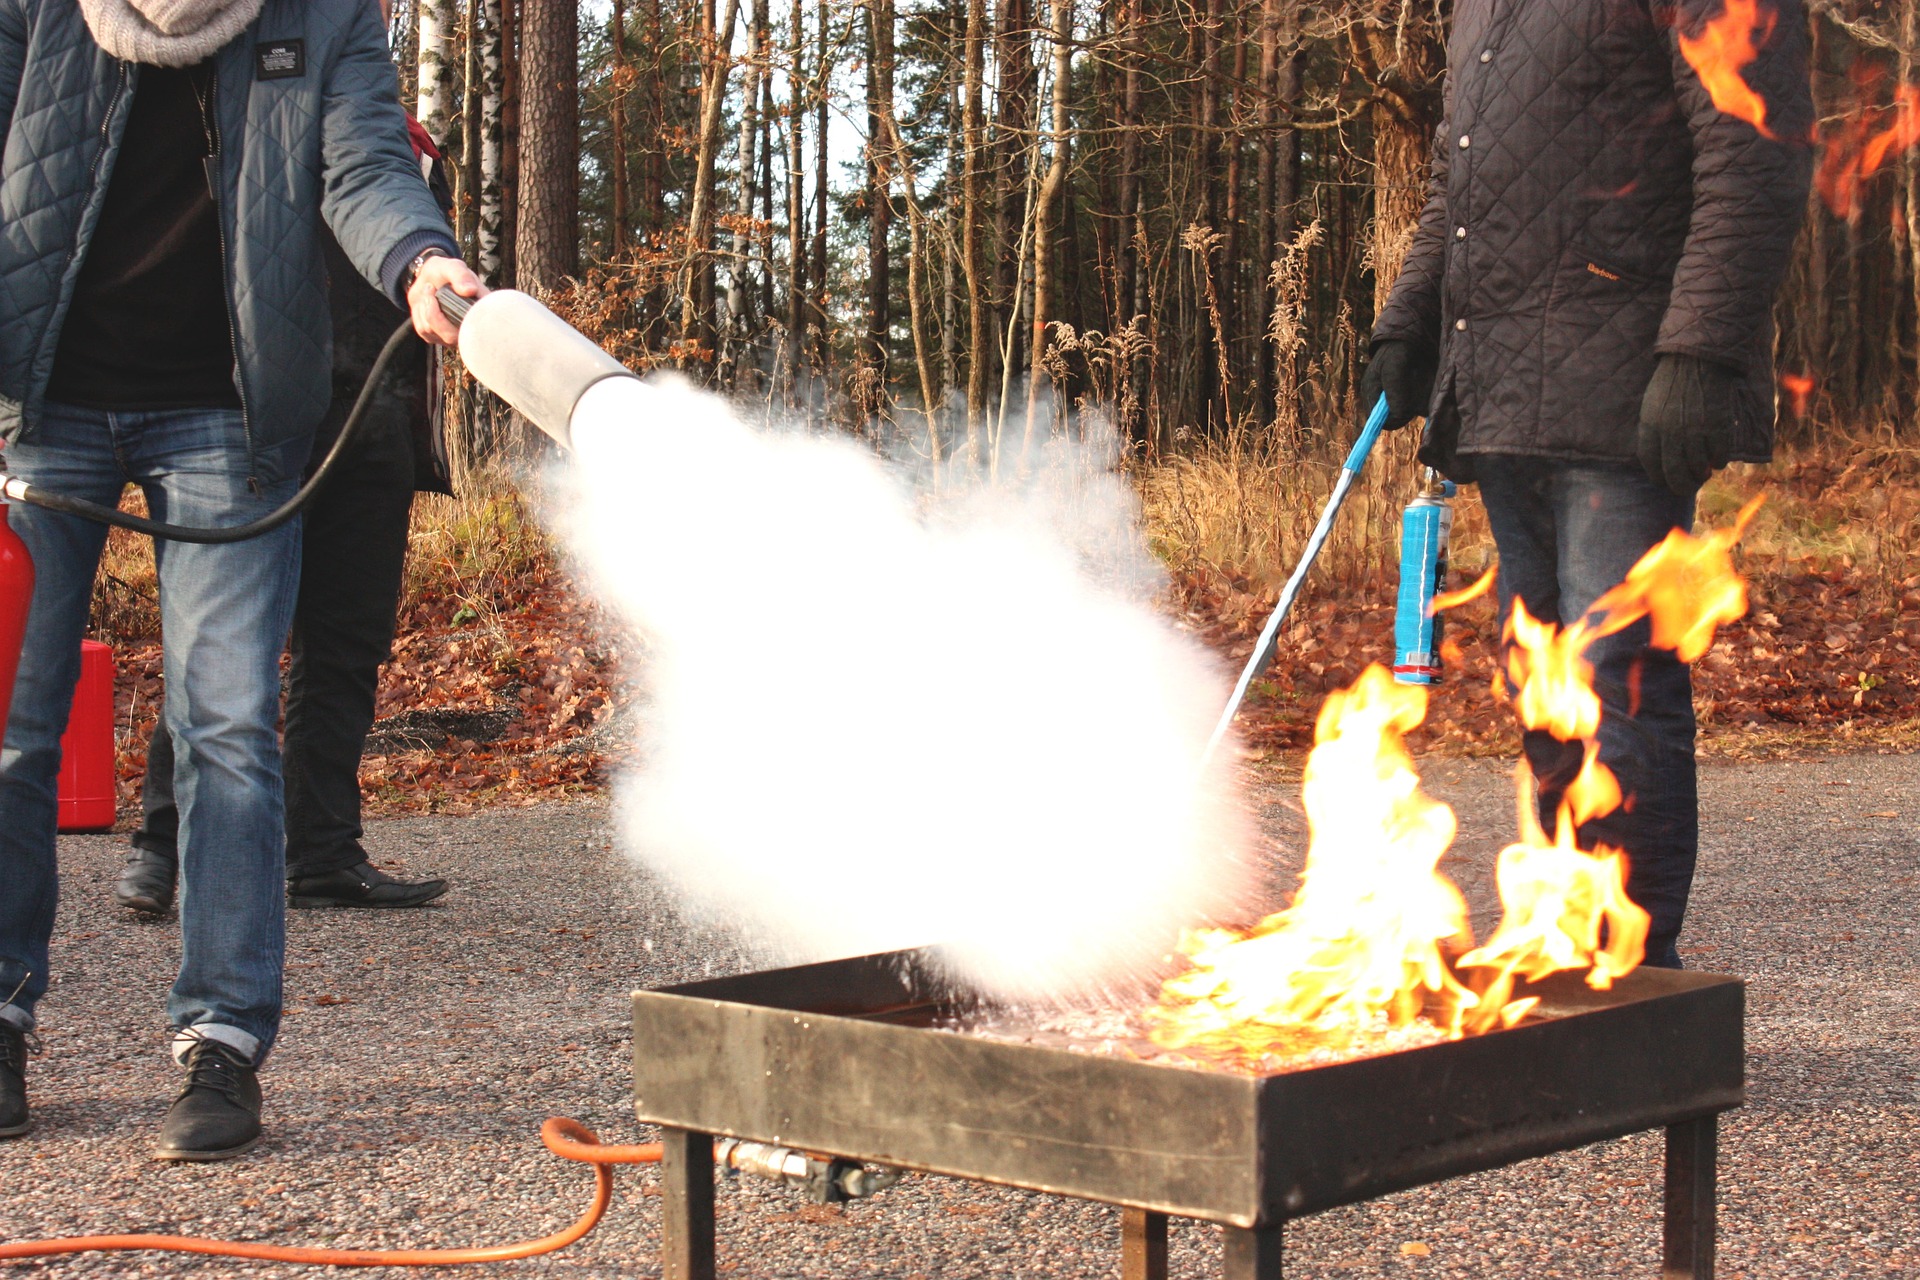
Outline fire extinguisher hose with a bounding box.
[0,316,422,546]
[0,1118,661,1267]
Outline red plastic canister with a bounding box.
[0,504,30,750]
[58,640,116,833]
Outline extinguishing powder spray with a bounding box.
[1392,469,1455,685]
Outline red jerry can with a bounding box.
[0,503,31,754]
[57,641,116,833]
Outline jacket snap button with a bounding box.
[1455,226,1467,239]
[1479,49,1492,62]
[1458,134,1471,149]
[1455,318,1469,331]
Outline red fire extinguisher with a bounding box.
[0,498,34,742]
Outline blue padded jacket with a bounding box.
[0,0,457,463]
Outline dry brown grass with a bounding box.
[1137,428,1920,612]
[85,469,557,649]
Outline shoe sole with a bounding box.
[152,1132,260,1162]
[0,1119,30,1139]
[115,894,172,914]
[288,886,450,910]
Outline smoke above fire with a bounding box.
[554,378,1252,1001]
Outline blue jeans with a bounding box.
[1474,457,1696,969]
[0,403,301,1062]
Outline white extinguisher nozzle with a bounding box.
[455,290,636,449]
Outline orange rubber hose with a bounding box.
[0,1118,661,1267]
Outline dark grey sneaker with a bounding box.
[0,1021,34,1138]
[114,846,179,914]
[154,1040,261,1161]
[288,860,448,909]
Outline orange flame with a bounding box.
[1148,503,1763,1063]
[1677,0,1778,139]
[1431,565,1497,614]
[1817,84,1920,220]
[1779,372,1814,417]
[1147,667,1476,1053]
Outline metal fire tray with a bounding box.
[632,948,1742,1279]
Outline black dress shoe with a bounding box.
[287,860,449,909]
[114,846,179,914]
[154,1039,261,1161]
[0,1021,34,1138]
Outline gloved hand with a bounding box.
[1637,354,1741,496]
[1358,340,1437,432]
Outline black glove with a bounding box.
[1358,340,1437,432]
[1637,354,1740,497]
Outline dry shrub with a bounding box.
[1136,428,1495,604]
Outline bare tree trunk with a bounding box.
[417,0,456,143]
[811,0,830,378]
[1352,0,1445,315]
[994,0,1033,384]
[1023,0,1070,444]
[681,0,743,358]
[498,0,521,286]
[864,0,895,386]
[962,0,989,458]
[610,0,631,254]
[785,0,809,397]
[478,0,504,280]
[1114,0,1144,442]
[515,0,577,291]
[871,2,939,449]
[458,0,481,254]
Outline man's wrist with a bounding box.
[405,247,449,291]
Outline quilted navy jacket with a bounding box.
[1371,0,1814,477]
[0,0,456,465]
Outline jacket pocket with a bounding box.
[1540,248,1668,458]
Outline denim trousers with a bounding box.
[135,392,417,880]
[1473,457,1697,969]
[0,403,301,1062]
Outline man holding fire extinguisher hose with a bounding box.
[0,0,483,1160]
[1359,0,1813,967]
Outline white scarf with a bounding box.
[78,0,265,68]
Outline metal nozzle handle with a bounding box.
[435,285,474,326]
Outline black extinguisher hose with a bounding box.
[0,287,472,545]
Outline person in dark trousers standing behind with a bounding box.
[117,114,454,914]
[1359,0,1813,968]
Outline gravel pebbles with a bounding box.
[1,751,1914,1278]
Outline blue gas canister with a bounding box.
[1392,473,1456,685]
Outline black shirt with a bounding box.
[47,63,242,411]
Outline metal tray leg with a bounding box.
[1662,1115,1717,1279]
[662,1127,716,1280]
[1122,1209,1169,1280]
[1223,1223,1283,1279]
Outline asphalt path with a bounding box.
[1,752,1915,1278]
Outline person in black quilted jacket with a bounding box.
[1363,0,1814,967]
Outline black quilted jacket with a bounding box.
[1371,0,1814,476]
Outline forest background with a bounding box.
[90,0,1920,813]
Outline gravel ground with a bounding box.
[2,751,1915,1278]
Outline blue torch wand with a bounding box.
[1199,394,1390,766]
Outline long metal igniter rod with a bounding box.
[1199,394,1390,766]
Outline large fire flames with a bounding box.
[1148,499,1762,1064]
[1676,0,1920,221]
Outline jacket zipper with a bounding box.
[203,65,259,485]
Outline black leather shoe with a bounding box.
[0,1021,34,1138]
[154,1039,261,1161]
[114,846,178,914]
[287,860,449,909]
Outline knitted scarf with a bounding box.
[78,0,265,68]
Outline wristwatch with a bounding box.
[405,246,449,290]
